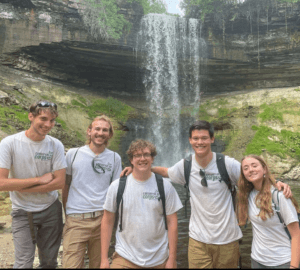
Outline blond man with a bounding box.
[0,100,66,268]
[62,115,122,268]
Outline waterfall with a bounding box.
[136,14,206,167]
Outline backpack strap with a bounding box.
[116,176,127,232]
[67,147,81,186]
[155,173,168,230]
[216,152,236,210]
[110,152,116,184]
[184,155,192,218]
[272,188,291,240]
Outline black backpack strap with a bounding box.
[155,173,168,230]
[272,189,291,240]
[216,153,236,210]
[116,176,127,232]
[184,155,192,218]
[184,154,192,188]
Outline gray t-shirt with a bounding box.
[65,145,122,214]
[0,131,67,212]
[104,173,183,267]
[168,152,243,245]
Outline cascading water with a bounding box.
[135,14,207,167]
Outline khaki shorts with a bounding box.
[62,212,104,268]
[188,237,240,269]
[110,252,168,269]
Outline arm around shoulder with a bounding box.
[151,166,169,178]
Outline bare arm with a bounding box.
[100,210,116,269]
[19,168,66,193]
[151,167,169,178]
[165,212,178,268]
[287,221,300,269]
[0,168,54,191]
[277,181,292,198]
[62,174,71,214]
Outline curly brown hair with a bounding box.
[238,154,300,226]
[126,139,157,162]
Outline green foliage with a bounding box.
[130,0,167,14]
[56,118,67,130]
[258,104,284,123]
[80,0,132,40]
[245,125,300,160]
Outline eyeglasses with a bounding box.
[200,169,208,187]
[92,157,105,174]
[31,101,57,112]
[133,153,152,159]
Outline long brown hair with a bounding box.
[238,154,300,226]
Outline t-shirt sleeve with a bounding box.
[168,159,186,186]
[165,181,183,215]
[103,179,119,213]
[112,153,122,182]
[52,139,67,172]
[0,137,12,170]
[225,156,241,186]
[279,193,299,226]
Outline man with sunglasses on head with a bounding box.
[62,115,122,268]
[121,120,292,268]
[101,139,182,269]
[0,100,67,268]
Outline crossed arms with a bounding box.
[0,167,66,193]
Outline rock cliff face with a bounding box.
[1,0,300,97]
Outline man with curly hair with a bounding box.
[100,139,183,268]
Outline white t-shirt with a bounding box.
[0,131,67,212]
[168,152,242,244]
[104,173,183,267]
[249,187,299,266]
[65,145,122,214]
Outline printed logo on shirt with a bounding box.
[34,151,53,161]
[94,162,113,174]
[143,190,160,200]
[206,173,222,182]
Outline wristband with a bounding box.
[290,265,298,269]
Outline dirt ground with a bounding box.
[0,215,64,268]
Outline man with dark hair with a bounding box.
[121,120,291,268]
[0,100,67,268]
[62,115,122,268]
[101,139,183,268]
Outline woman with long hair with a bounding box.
[238,154,300,269]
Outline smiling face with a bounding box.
[28,110,56,139]
[242,157,266,187]
[87,119,112,148]
[189,129,214,158]
[130,147,154,173]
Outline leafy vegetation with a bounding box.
[245,125,300,160]
[79,0,167,41]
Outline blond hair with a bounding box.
[29,100,58,117]
[86,115,114,146]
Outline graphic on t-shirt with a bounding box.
[34,151,53,161]
[206,174,222,182]
[143,190,160,200]
[94,162,113,174]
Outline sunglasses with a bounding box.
[31,101,57,112]
[200,169,208,187]
[92,157,105,174]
